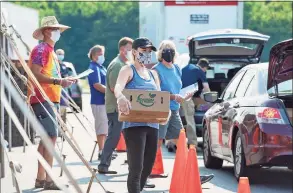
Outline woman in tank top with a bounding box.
[114,37,169,193]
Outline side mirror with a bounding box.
[203,92,219,103]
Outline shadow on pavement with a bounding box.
[76,173,128,184]
[53,160,98,167]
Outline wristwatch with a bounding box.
[53,78,61,85]
[53,78,58,85]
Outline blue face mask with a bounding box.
[57,55,64,61]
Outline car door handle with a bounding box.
[233,103,240,108]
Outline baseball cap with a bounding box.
[132,37,157,51]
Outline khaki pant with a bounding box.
[182,99,197,146]
[60,106,67,123]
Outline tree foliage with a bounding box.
[244,2,292,62]
[14,1,292,72]
[15,1,139,73]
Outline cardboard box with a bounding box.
[118,89,170,123]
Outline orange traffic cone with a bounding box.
[149,147,168,178]
[182,145,202,193]
[169,129,188,193]
[237,177,251,193]
[116,133,126,152]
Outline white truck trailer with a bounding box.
[139,0,244,54]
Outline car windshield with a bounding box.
[264,70,293,95]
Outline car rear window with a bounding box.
[194,38,262,56]
[264,70,293,95]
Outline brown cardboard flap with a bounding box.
[118,89,170,123]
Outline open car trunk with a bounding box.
[187,29,269,96]
[267,39,293,125]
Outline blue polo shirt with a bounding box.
[181,64,207,88]
[87,61,107,105]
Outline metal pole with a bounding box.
[1,6,7,175]
[23,117,27,153]
[0,63,5,178]
[8,62,12,151]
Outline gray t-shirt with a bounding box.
[105,55,127,113]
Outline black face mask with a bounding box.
[162,48,175,63]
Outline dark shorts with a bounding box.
[31,101,60,137]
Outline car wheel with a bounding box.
[203,124,223,169]
[233,130,249,180]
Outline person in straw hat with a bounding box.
[28,16,75,190]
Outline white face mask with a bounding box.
[51,30,61,43]
[97,55,105,65]
[126,50,132,61]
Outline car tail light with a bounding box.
[255,107,286,124]
[263,133,292,146]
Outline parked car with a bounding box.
[177,28,270,137]
[202,39,292,180]
[63,61,83,112]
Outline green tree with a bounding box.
[244,2,292,62]
[14,1,139,73]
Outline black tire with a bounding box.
[203,124,223,169]
[233,130,250,180]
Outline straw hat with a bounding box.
[33,16,70,40]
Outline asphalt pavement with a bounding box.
[1,93,292,193]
